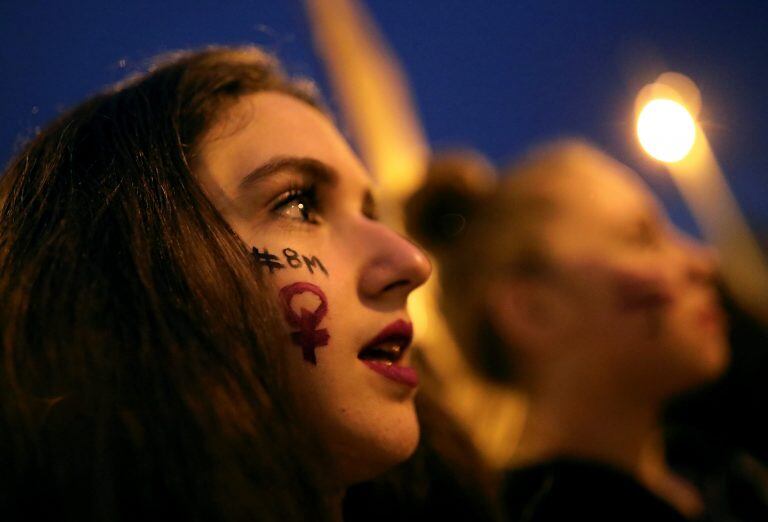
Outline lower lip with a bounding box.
[363,361,419,387]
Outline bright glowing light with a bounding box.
[637,98,697,163]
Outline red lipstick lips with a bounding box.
[363,361,419,387]
[359,320,418,387]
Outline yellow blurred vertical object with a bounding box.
[636,74,768,321]
[304,0,428,204]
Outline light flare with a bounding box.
[636,98,696,163]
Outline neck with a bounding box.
[512,374,703,518]
[514,379,660,474]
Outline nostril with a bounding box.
[382,279,410,293]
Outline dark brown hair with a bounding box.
[0,47,331,521]
[405,142,607,384]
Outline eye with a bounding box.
[272,185,320,224]
[627,218,661,247]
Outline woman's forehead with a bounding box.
[549,162,659,218]
[197,91,372,195]
[527,167,665,259]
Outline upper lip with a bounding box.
[358,319,413,363]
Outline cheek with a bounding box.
[251,245,330,277]
[555,258,676,352]
[249,243,418,482]
[562,255,673,312]
[612,299,729,397]
[281,322,420,485]
[610,265,673,313]
[600,262,677,343]
[278,282,330,365]
[249,243,335,364]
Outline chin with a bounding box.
[697,338,730,382]
[666,336,730,396]
[334,401,420,485]
[691,322,731,376]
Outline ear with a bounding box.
[485,277,563,353]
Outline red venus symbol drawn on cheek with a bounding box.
[279,282,330,365]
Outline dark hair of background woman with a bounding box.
[405,150,519,384]
[0,47,334,521]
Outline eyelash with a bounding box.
[271,184,321,224]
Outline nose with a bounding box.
[357,221,432,308]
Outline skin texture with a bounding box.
[193,92,431,489]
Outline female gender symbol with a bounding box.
[278,282,330,365]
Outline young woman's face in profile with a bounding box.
[536,165,728,397]
[193,92,431,485]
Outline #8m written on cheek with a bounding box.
[252,246,329,276]
[253,246,330,365]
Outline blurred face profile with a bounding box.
[532,159,728,398]
[192,92,431,484]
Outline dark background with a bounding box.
[2,0,767,241]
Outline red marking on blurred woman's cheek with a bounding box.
[612,268,673,312]
[568,257,674,312]
[607,267,672,340]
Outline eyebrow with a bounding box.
[238,156,338,190]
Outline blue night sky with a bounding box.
[2,1,767,240]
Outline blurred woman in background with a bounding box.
[407,140,767,520]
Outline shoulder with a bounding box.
[502,458,686,522]
[667,427,768,521]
